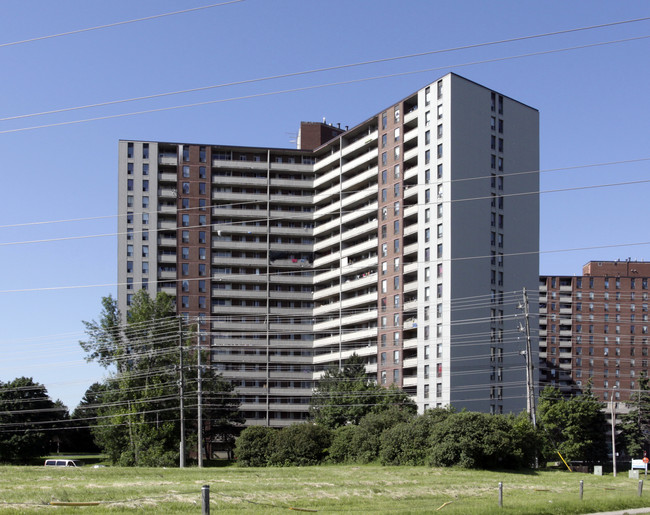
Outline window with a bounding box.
[199,215,206,226]
[395,128,400,141]
[394,146,400,160]
[142,262,149,274]
[425,86,431,105]
[437,104,443,119]
[381,112,387,130]
[182,182,190,194]
[394,220,400,235]
[142,180,149,192]
[198,296,206,309]
[142,213,149,225]
[142,143,149,159]
[425,111,431,126]
[142,196,149,208]
[127,179,133,191]
[199,146,206,163]
[127,195,133,208]
[437,80,443,99]
[394,257,400,271]
[498,119,503,133]
[382,189,387,202]
[437,144,443,159]
[382,169,387,184]
[181,230,190,243]
[437,124,443,139]
[182,247,189,259]
[437,244,443,259]
[199,166,206,179]
[382,152,387,165]
[394,164,400,178]
[126,244,133,257]
[491,117,496,130]
[425,149,431,164]
[198,231,206,244]
[182,263,189,276]
[183,146,190,162]
[394,106,400,123]
[381,134,387,148]
[183,165,190,178]
[127,228,133,240]
[127,142,134,158]
[394,201,400,215]
[437,224,443,239]
[393,350,400,364]
[142,245,148,257]
[182,296,190,309]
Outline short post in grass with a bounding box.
[498,482,503,508]
[202,485,210,515]
[639,480,643,497]
[579,480,583,500]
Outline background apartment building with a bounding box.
[539,260,650,402]
[118,73,539,426]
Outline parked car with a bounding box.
[44,459,81,467]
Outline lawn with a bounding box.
[0,464,649,513]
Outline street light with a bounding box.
[611,386,617,477]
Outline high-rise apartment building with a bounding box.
[540,260,650,403]
[118,73,540,426]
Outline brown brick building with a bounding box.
[540,260,650,402]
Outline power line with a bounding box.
[1,173,649,249]
[2,34,649,135]
[0,1,245,49]
[1,156,647,230]
[2,15,649,122]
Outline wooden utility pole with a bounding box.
[179,319,185,468]
[197,322,204,468]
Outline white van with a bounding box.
[44,459,80,467]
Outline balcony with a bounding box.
[159,153,177,166]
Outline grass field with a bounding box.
[1,464,650,513]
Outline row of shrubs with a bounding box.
[234,407,538,468]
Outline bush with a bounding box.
[328,425,358,464]
[426,412,534,469]
[379,408,452,466]
[234,426,277,467]
[268,424,331,466]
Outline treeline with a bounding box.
[236,407,538,468]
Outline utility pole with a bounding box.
[611,386,618,477]
[179,319,185,468]
[197,320,204,468]
[522,288,536,428]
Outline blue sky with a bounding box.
[1,0,649,410]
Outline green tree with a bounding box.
[67,382,107,453]
[329,405,416,464]
[426,411,534,469]
[310,354,415,429]
[0,377,69,462]
[537,386,608,463]
[379,407,453,466]
[268,423,332,466]
[234,426,277,466]
[80,291,241,466]
[620,376,650,459]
